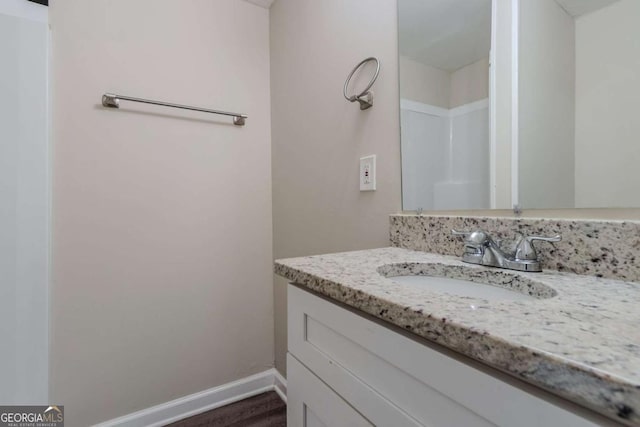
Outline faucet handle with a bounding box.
[451,229,474,238]
[515,234,561,261]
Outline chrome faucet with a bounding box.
[451,229,561,272]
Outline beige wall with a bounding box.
[49,1,274,425]
[400,56,489,109]
[399,56,450,108]
[270,0,402,376]
[575,0,640,208]
[518,0,575,209]
[450,57,489,108]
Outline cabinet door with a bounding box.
[287,354,372,427]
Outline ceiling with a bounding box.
[397,0,620,72]
[398,0,491,72]
[554,0,620,17]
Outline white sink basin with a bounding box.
[391,275,537,302]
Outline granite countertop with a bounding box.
[275,247,640,426]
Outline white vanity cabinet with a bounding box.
[286,284,613,427]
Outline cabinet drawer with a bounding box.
[287,353,372,427]
[288,284,604,427]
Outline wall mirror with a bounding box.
[399,0,640,212]
[399,0,492,212]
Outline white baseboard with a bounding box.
[273,369,287,404]
[94,368,287,427]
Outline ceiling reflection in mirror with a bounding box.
[399,0,492,212]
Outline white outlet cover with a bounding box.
[359,155,376,191]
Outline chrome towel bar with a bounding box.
[101,93,247,126]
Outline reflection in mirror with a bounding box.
[518,0,640,209]
[399,0,492,212]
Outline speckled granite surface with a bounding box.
[275,248,640,426]
[390,215,640,282]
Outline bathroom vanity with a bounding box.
[286,284,602,426]
[275,216,640,427]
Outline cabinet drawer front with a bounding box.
[289,286,492,427]
[287,353,372,427]
[288,284,602,427]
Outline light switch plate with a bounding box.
[359,155,376,191]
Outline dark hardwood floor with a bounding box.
[165,391,286,427]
